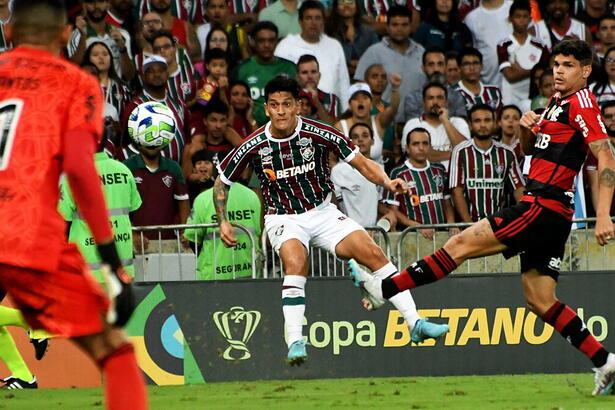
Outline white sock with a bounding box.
[373,262,421,330]
[282,275,306,347]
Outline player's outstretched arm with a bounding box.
[213,176,238,247]
[348,153,407,195]
[588,139,615,246]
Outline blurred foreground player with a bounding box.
[353,39,615,396]
[0,1,146,408]
[215,76,449,366]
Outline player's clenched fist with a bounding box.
[520,111,540,130]
[220,220,238,247]
[385,178,409,195]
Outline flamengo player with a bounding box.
[214,76,449,365]
[354,39,615,395]
[0,1,146,409]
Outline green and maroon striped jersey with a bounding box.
[384,160,450,225]
[452,81,503,114]
[218,116,358,215]
[449,139,524,221]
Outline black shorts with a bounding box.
[487,200,572,280]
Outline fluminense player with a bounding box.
[214,76,450,365]
[353,39,615,395]
[0,1,146,408]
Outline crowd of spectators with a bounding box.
[4,0,615,274]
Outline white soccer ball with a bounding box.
[127,101,176,149]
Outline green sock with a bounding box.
[0,306,28,328]
[0,326,33,381]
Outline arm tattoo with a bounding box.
[589,139,613,154]
[599,168,615,188]
[213,177,230,222]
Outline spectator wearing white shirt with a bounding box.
[534,0,591,50]
[274,0,350,107]
[463,0,513,86]
[402,82,470,171]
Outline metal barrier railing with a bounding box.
[396,217,615,274]
[262,226,393,278]
[132,222,258,281]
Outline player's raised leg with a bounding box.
[278,239,310,365]
[337,230,449,343]
[0,306,49,360]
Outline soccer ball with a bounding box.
[127,101,176,149]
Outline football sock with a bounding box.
[542,301,609,368]
[373,263,420,330]
[0,326,33,382]
[0,306,28,328]
[98,343,147,410]
[382,249,457,299]
[282,275,306,347]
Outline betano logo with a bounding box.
[296,307,607,355]
[213,306,261,361]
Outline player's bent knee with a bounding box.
[443,233,469,261]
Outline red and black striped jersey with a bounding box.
[450,139,524,221]
[218,116,358,215]
[528,88,609,218]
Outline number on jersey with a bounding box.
[0,99,23,171]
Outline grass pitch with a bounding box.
[1,373,614,409]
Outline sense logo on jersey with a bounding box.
[265,161,316,180]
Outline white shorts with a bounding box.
[264,203,364,256]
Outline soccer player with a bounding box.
[215,76,449,365]
[0,1,146,408]
[353,39,615,395]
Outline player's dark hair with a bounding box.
[509,0,531,17]
[422,46,445,66]
[552,39,593,66]
[348,122,373,139]
[407,127,431,144]
[469,103,495,120]
[203,98,229,118]
[151,30,176,47]
[387,5,412,23]
[457,47,483,65]
[12,0,67,44]
[501,104,522,119]
[252,21,279,38]
[205,47,229,64]
[297,54,319,69]
[299,0,325,20]
[422,81,447,100]
[84,41,121,82]
[265,75,300,101]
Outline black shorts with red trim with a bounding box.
[487,200,572,280]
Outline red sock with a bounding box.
[98,343,148,410]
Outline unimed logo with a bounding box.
[213,307,261,360]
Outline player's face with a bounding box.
[605,50,615,80]
[84,0,109,23]
[152,37,176,65]
[446,59,460,85]
[206,0,228,25]
[253,29,277,60]
[349,125,373,156]
[598,19,615,46]
[406,131,431,164]
[365,65,387,94]
[460,55,482,82]
[299,9,325,41]
[387,16,411,44]
[423,52,446,81]
[423,86,446,117]
[143,63,168,87]
[499,108,520,136]
[540,73,555,97]
[349,93,371,118]
[470,109,495,140]
[296,61,320,89]
[230,84,250,111]
[141,13,163,40]
[205,112,228,138]
[510,9,531,33]
[89,44,111,73]
[265,92,300,135]
[552,54,592,95]
[209,30,229,52]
